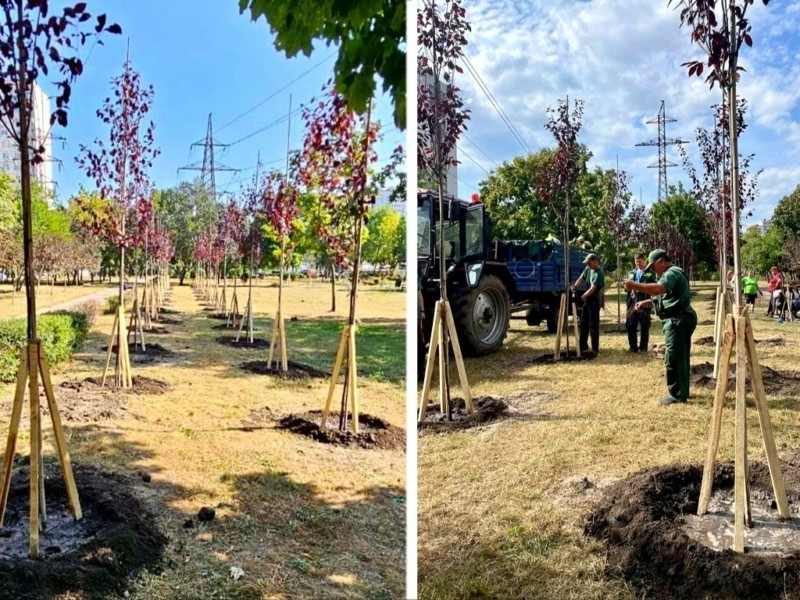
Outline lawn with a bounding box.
[418,281,800,599]
[0,277,406,599]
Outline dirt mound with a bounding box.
[419,396,508,432]
[277,410,404,450]
[158,308,179,315]
[699,319,714,326]
[143,326,170,335]
[691,361,800,396]
[0,463,167,600]
[125,376,171,395]
[695,335,714,345]
[65,376,169,396]
[531,350,598,363]
[585,457,800,599]
[102,343,174,363]
[240,360,328,379]
[216,335,269,349]
[156,317,183,326]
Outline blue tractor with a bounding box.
[418,189,591,356]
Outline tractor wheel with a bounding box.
[452,274,510,356]
[546,307,558,333]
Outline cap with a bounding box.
[583,253,598,264]
[644,249,669,272]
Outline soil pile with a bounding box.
[691,361,800,396]
[586,457,800,599]
[240,360,328,379]
[216,335,269,349]
[419,396,508,432]
[278,410,404,450]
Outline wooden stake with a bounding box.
[279,313,288,372]
[443,301,472,413]
[0,355,27,526]
[733,313,748,552]
[744,315,790,518]
[554,293,566,360]
[38,345,81,520]
[418,301,443,422]
[698,314,735,515]
[101,308,120,387]
[322,326,349,427]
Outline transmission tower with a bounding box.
[178,113,239,199]
[635,100,688,201]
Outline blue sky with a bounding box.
[44,1,403,205]
[450,0,800,227]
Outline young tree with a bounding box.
[417,0,472,417]
[78,56,158,387]
[0,0,119,558]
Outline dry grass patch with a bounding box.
[418,282,800,599]
[0,281,117,318]
[0,279,405,599]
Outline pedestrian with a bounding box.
[574,253,604,354]
[623,249,697,405]
[626,252,657,352]
[766,266,783,317]
[741,269,762,312]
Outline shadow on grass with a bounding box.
[228,472,405,599]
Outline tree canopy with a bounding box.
[239,0,405,129]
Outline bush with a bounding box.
[0,309,92,383]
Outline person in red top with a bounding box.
[767,266,783,317]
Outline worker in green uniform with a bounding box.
[623,249,697,405]
[741,269,762,312]
[626,252,657,352]
[575,253,604,354]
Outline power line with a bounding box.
[459,146,490,176]
[462,131,499,168]
[227,107,304,147]
[462,55,530,154]
[215,52,336,135]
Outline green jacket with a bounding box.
[626,268,656,307]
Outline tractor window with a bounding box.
[417,204,432,256]
[437,221,460,259]
[464,207,484,256]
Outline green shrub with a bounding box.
[0,309,92,383]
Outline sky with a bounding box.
[41,1,403,206]
[450,0,800,227]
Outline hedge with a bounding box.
[0,309,93,383]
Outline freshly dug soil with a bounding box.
[143,326,170,335]
[695,335,785,347]
[158,308,180,315]
[240,360,328,379]
[157,317,183,326]
[216,335,269,349]
[65,376,169,396]
[585,457,800,599]
[102,343,174,363]
[277,410,404,450]
[691,361,800,396]
[695,335,714,345]
[206,313,228,320]
[124,376,171,396]
[0,463,166,600]
[699,319,715,326]
[531,349,598,363]
[419,396,508,432]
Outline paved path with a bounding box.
[40,286,120,314]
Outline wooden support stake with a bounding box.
[267,312,280,369]
[443,301,473,413]
[280,313,288,372]
[744,315,790,518]
[698,314,735,515]
[101,308,120,387]
[438,303,447,414]
[418,302,443,422]
[38,345,81,520]
[0,356,28,526]
[733,313,749,552]
[554,293,566,360]
[321,326,349,427]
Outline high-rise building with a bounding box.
[0,81,55,201]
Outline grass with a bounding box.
[0,280,117,319]
[418,281,800,599]
[0,277,406,599]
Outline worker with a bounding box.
[626,252,656,352]
[623,249,697,405]
[574,253,604,355]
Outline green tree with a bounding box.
[741,224,785,275]
[649,184,716,273]
[772,184,800,236]
[363,204,404,270]
[239,0,405,129]
[159,180,220,285]
[0,170,15,232]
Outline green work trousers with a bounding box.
[661,309,697,401]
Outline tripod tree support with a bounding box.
[102,304,133,388]
[0,341,82,558]
[267,310,288,372]
[698,307,789,552]
[417,299,472,422]
[321,324,360,433]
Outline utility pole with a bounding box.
[178,113,239,200]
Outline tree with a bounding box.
[159,180,218,285]
[772,184,800,237]
[741,224,785,275]
[363,204,403,271]
[239,0,405,129]
[0,0,119,559]
[649,183,715,274]
[0,170,15,232]
[77,57,158,387]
